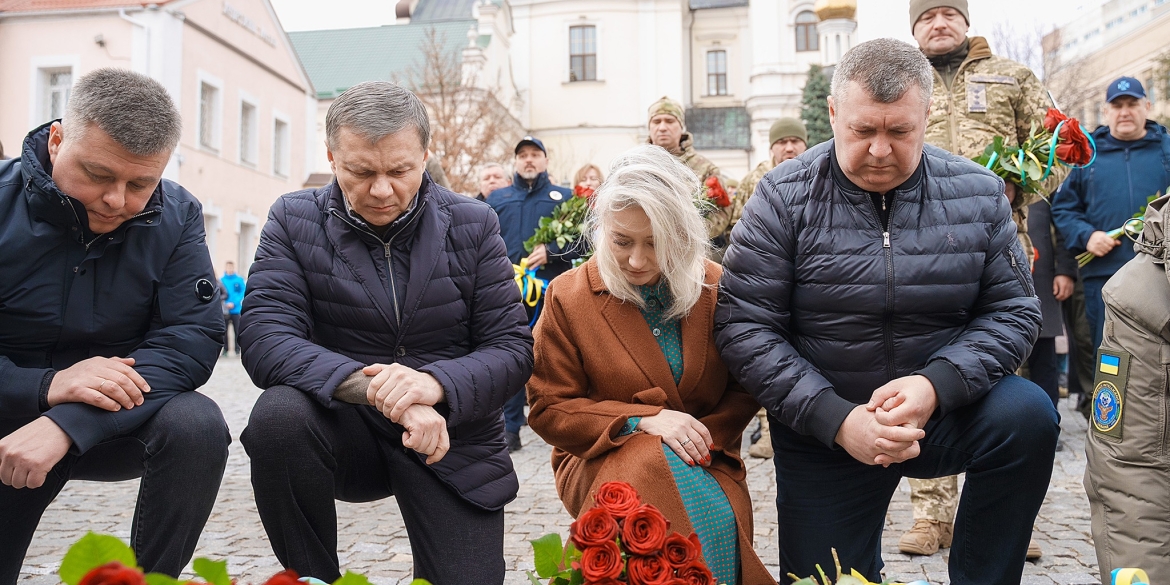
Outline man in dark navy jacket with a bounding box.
[240,82,532,584]
[486,136,574,452]
[0,68,228,581]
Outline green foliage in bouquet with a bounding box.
[526,532,583,585]
[59,533,432,585]
[524,194,590,254]
[972,126,1053,196]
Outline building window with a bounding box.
[41,68,72,123]
[199,81,221,152]
[796,11,819,52]
[273,117,290,177]
[707,50,728,96]
[238,220,258,275]
[239,100,258,166]
[569,25,597,82]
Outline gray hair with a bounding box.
[63,68,181,156]
[326,81,430,150]
[831,38,933,106]
[587,145,709,320]
[479,162,506,176]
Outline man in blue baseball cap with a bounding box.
[1053,76,1170,352]
[486,135,575,452]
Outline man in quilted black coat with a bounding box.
[239,82,533,585]
[715,39,1056,585]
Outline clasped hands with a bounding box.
[835,375,938,467]
[363,364,449,465]
[1,356,150,489]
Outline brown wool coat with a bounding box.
[527,259,771,584]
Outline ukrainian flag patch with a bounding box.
[1100,353,1121,376]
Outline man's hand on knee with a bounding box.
[365,364,446,423]
[836,406,924,467]
[0,417,72,489]
[869,375,938,430]
[398,404,450,465]
[48,356,150,411]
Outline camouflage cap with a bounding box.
[910,0,969,31]
[769,118,808,145]
[648,96,685,128]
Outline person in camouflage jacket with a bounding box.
[731,118,809,239]
[902,0,1065,561]
[646,96,732,259]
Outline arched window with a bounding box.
[796,11,819,52]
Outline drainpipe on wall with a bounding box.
[119,7,151,74]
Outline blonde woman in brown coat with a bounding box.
[527,145,771,584]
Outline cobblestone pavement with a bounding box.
[20,359,1100,585]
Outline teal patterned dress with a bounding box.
[618,282,741,584]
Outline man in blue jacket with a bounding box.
[486,136,574,452]
[1052,77,1170,352]
[0,68,228,581]
[220,261,246,356]
[717,39,1054,584]
[239,82,532,584]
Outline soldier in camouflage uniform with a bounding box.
[1085,194,1170,585]
[646,96,733,259]
[901,0,1067,559]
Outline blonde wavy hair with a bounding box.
[587,145,710,320]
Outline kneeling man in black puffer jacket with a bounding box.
[715,39,1054,585]
[239,82,533,584]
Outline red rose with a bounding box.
[579,540,624,582]
[704,176,731,208]
[626,554,672,585]
[78,562,146,585]
[1043,108,1068,134]
[261,570,301,585]
[663,533,700,567]
[621,504,670,555]
[594,481,642,520]
[574,185,595,199]
[571,506,619,548]
[677,560,715,585]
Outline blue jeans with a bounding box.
[1083,276,1110,353]
[771,375,1059,585]
[503,391,526,435]
[0,392,230,582]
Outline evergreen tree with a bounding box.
[801,64,833,147]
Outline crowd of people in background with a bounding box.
[3,0,1170,584]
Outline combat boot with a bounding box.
[897,519,953,555]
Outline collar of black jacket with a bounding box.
[829,143,925,198]
[511,170,552,194]
[21,121,164,238]
[328,172,431,248]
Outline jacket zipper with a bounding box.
[868,193,897,381]
[331,208,419,329]
[1008,247,1036,297]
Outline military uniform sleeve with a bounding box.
[1016,68,1070,201]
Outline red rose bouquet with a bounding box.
[58,533,423,585]
[527,481,719,585]
[703,176,732,208]
[972,108,1096,196]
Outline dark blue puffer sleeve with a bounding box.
[715,175,856,448]
[917,193,1042,417]
[418,210,533,427]
[239,198,365,406]
[44,198,225,453]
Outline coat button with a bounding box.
[396,346,406,357]
[652,328,661,337]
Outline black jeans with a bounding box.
[242,386,506,585]
[0,391,230,584]
[224,314,241,354]
[771,375,1059,585]
[1027,337,1060,407]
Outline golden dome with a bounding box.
[814,0,857,21]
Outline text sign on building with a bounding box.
[223,1,277,46]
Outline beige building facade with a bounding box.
[0,0,316,276]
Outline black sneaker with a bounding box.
[506,431,522,453]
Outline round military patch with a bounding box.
[549,191,563,201]
[195,278,216,303]
[1093,380,1123,433]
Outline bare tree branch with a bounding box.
[400,28,525,194]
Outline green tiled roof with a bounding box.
[289,20,475,99]
[687,106,751,150]
[410,0,476,22]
